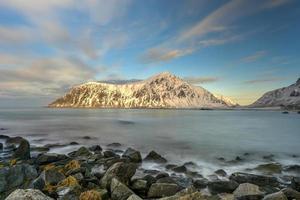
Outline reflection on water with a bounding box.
[0,108,300,175]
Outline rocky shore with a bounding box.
[0,135,300,200]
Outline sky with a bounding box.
[0,0,299,106]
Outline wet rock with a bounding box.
[233,183,264,200]
[40,168,66,185]
[82,136,91,139]
[263,154,275,161]
[36,153,68,165]
[0,143,3,150]
[254,163,282,174]
[215,169,227,177]
[89,145,102,152]
[104,157,129,169]
[143,169,160,175]
[107,143,122,148]
[144,151,167,163]
[217,157,226,161]
[193,178,209,189]
[166,164,177,170]
[103,150,119,158]
[263,191,288,200]
[69,142,79,145]
[131,179,148,195]
[91,165,105,179]
[143,175,156,187]
[291,177,300,191]
[13,139,30,160]
[216,193,235,200]
[0,134,9,139]
[281,188,300,200]
[283,165,300,174]
[183,161,197,168]
[156,172,169,179]
[100,162,137,189]
[68,147,92,157]
[6,136,24,144]
[208,180,239,195]
[73,173,84,182]
[158,186,204,200]
[31,146,50,153]
[5,189,54,200]
[156,177,177,184]
[56,185,81,200]
[31,176,45,191]
[230,172,279,187]
[111,178,134,200]
[171,176,193,188]
[171,165,187,173]
[147,183,180,198]
[122,148,142,163]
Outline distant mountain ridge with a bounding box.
[251,78,300,108]
[49,72,233,108]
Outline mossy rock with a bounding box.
[79,190,102,200]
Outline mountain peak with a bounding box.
[296,78,300,85]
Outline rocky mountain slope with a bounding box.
[213,94,239,107]
[251,78,300,108]
[49,72,231,108]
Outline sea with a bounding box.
[0,107,299,177]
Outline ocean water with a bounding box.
[0,108,300,176]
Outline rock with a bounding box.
[183,161,197,167]
[89,145,102,152]
[254,163,282,174]
[156,172,169,179]
[281,188,300,200]
[233,183,264,200]
[0,143,3,150]
[82,136,91,139]
[100,162,137,189]
[111,178,134,200]
[156,177,177,184]
[166,164,177,170]
[73,173,84,182]
[284,165,300,174]
[263,191,288,200]
[172,165,187,173]
[6,137,24,144]
[208,180,239,195]
[217,193,235,200]
[127,194,143,200]
[0,134,9,139]
[91,165,105,179]
[40,168,66,185]
[69,142,79,145]
[291,177,300,191]
[171,176,193,188]
[32,176,45,191]
[122,148,142,163]
[13,139,30,160]
[36,153,68,165]
[103,150,119,158]
[193,178,209,189]
[5,189,54,200]
[215,169,227,177]
[156,186,201,200]
[131,179,148,194]
[263,154,275,161]
[56,185,81,200]
[147,183,180,198]
[107,143,122,148]
[143,175,156,187]
[69,147,92,157]
[230,172,279,187]
[79,190,101,200]
[144,151,167,163]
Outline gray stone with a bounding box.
[35,153,68,165]
[230,172,279,187]
[5,189,54,200]
[208,180,239,195]
[144,151,167,163]
[122,147,142,163]
[13,139,30,160]
[100,162,137,189]
[147,183,180,198]
[281,188,300,200]
[127,194,143,200]
[263,191,288,200]
[111,178,134,200]
[233,183,264,200]
[40,168,65,185]
[193,178,209,189]
[68,146,92,157]
[291,177,300,191]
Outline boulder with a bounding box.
[68,147,92,157]
[147,183,180,198]
[283,165,300,174]
[5,189,54,200]
[56,185,81,200]
[193,178,209,189]
[103,150,119,158]
[6,137,24,144]
[143,151,167,163]
[31,176,45,191]
[127,194,143,200]
[263,191,288,200]
[0,143,3,150]
[233,183,264,200]
[89,145,102,152]
[131,179,148,194]
[254,163,282,174]
[100,162,137,189]
[281,188,300,200]
[215,169,227,177]
[291,177,300,191]
[156,177,177,184]
[111,178,134,200]
[40,168,66,185]
[158,186,204,200]
[156,172,169,179]
[122,148,142,163]
[13,139,30,160]
[208,180,239,195]
[172,165,187,173]
[35,153,68,165]
[230,172,279,187]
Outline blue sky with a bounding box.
[0,0,299,106]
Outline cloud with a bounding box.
[241,50,267,63]
[141,48,194,64]
[0,26,33,44]
[184,76,219,84]
[243,77,283,84]
[0,55,101,97]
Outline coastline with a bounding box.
[1,135,300,199]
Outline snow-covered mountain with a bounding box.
[213,94,239,107]
[250,78,300,108]
[49,72,232,109]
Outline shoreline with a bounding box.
[1,135,300,199]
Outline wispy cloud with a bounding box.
[184,76,219,84]
[241,50,267,63]
[243,77,283,84]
